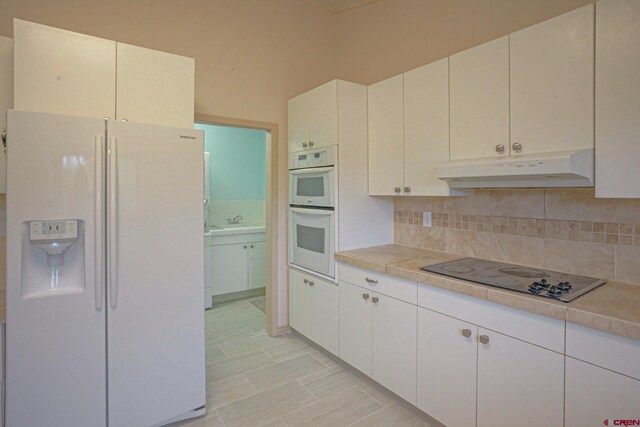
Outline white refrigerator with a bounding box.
[5,110,206,426]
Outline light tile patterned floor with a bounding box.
[171,298,434,427]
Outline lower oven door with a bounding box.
[288,207,335,279]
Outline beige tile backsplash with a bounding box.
[394,189,640,285]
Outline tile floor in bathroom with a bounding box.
[171,297,434,427]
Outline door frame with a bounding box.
[195,113,279,337]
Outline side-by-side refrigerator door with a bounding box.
[106,120,205,426]
[5,110,107,427]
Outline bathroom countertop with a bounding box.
[336,244,640,341]
[205,225,266,237]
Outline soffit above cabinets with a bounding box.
[305,0,379,13]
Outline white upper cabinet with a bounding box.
[116,43,194,128]
[287,80,337,152]
[13,20,194,128]
[595,0,640,198]
[14,19,116,120]
[450,36,510,160]
[404,58,458,196]
[368,74,404,195]
[0,36,13,194]
[510,4,594,155]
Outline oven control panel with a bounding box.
[289,145,336,170]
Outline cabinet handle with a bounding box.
[309,141,314,147]
[302,142,308,148]
[404,187,411,193]
[394,187,401,193]
[479,335,490,345]
[512,142,522,151]
[309,281,315,286]
[250,245,254,248]
[495,144,505,153]
[365,277,378,284]
[303,279,309,284]
[462,329,472,338]
[243,245,248,249]
[362,293,370,300]
[371,296,379,303]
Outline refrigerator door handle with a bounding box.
[108,137,119,308]
[95,135,105,310]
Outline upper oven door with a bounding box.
[289,167,335,208]
[288,207,335,279]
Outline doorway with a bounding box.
[195,114,278,337]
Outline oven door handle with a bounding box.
[290,207,335,216]
[289,166,334,175]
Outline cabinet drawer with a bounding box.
[566,322,640,380]
[419,283,564,353]
[338,263,417,304]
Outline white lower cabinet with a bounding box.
[371,293,417,405]
[417,308,564,427]
[338,281,372,376]
[210,232,265,296]
[288,268,338,355]
[476,328,564,427]
[417,308,477,427]
[565,357,640,427]
[338,279,417,405]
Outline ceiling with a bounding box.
[306,0,379,13]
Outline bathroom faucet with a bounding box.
[227,215,243,225]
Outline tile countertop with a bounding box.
[336,244,640,341]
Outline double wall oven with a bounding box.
[288,146,336,280]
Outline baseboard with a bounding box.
[211,287,265,305]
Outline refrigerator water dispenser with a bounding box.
[21,219,85,298]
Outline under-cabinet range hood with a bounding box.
[436,149,594,189]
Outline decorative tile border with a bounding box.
[393,210,640,247]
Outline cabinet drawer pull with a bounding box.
[403,186,411,193]
[243,245,248,249]
[394,187,402,193]
[302,142,308,148]
[309,141,314,147]
[362,293,370,300]
[479,335,490,345]
[309,281,315,286]
[371,296,379,303]
[303,279,309,284]
[495,144,505,153]
[250,245,254,248]
[365,277,378,284]
[462,329,472,338]
[512,142,522,151]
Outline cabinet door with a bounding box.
[288,268,310,336]
[338,281,372,376]
[211,243,248,296]
[248,242,265,289]
[308,80,338,149]
[450,36,510,160]
[417,308,477,427]
[477,328,564,427]
[595,0,640,198]
[309,278,338,355]
[204,243,213,308]
[116,43,194,128]
[13,19,116,120]
[0,36,12,194]
[368,74,404,196]
[372,294,417,404]
[404,58,452,196]
[510,5,594,155]
[565,357,640,427]
[288,93,309,153]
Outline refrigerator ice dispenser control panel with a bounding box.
[30,220,78,241]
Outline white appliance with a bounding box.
[289,146,336,208]
[436,149,595,188]
[5,110,206,427]
[288,207,335,279]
